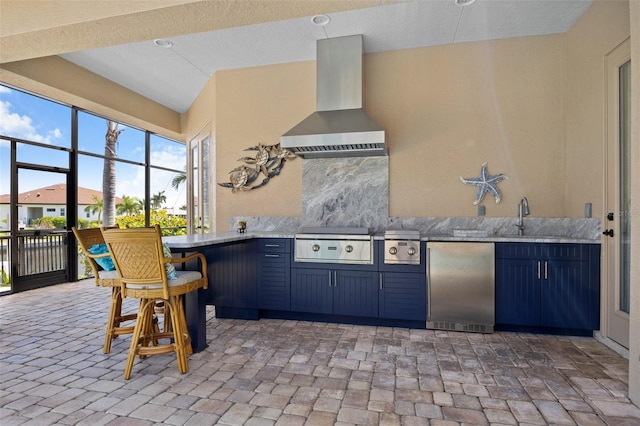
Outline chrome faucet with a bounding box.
[516,197,530,235]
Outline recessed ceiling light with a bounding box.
[455,0,477,6]
[311,15,330,26]
[153,39,173,48]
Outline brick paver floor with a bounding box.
[1,280,639,425]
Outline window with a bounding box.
[0,85,71,149]
[78,111,145,162]
[1,83,187,235]
[76,113,185,232]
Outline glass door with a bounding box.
[13,167,71,292]
[604,39,630,348]
[188,130,212,234]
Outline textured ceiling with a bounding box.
[2,0,594,113]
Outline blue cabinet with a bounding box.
[204,239,258,319]
[291,268,378,317]
[495,243,600,331]
[378,272,426,321]
[333,270,379,317]
[495,259,540,326]
[376,241,427,321]
[541,259,591,329]
[257,239,291,311]
[290,268,332,314]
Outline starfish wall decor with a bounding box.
[460,162,508,205]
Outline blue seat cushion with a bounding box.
[87,244,115,271]
[163,243,178,280]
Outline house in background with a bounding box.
[0,184,122,228]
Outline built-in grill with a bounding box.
[384,229,421,265]
[294,227,373,265]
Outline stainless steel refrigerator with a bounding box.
[426,242,495,333]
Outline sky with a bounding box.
[0,85,186,212]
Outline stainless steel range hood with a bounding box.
[281,35,386,159]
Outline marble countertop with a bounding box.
[418,234,599,244]
[164,231,292,249]
[164,231,600,249]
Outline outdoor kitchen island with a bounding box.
[165,231,600,353]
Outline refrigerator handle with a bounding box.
[426,247,431,320]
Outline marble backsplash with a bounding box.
[301,157,389,230]
[230,157,601,240]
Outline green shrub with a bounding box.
[52,216,66,229]
[115,210,187,236]
[32,217,54,229]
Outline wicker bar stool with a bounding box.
[72,226,138,354]
[101,225,207,379]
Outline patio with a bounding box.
[1,280,639,425]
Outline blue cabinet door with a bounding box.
[258,252,291,311]
[379,272,426,321]
[291,268,332,314]
[495,258,540,326]
[333,270,378,317]
[541,260,590,329]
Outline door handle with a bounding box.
[603,229,614,237]
[544,261,548,280]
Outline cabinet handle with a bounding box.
[537,261,541,280]
[329,271,332,287]
[426,248,431,318]
[544,261,548,280]
[264,244,280,247]
[264,254,280,258]
[334,271,337,287]
[379,273,383,290]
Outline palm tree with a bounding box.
[171,172,186,190]
[135,198,146,213]
[84,195,103,225]
[151,191,166,210]
[103,121,123,226]
[116,195,140,216]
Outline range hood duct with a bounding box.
[281,35,386,159]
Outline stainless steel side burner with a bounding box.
[294,227,373,264]
[384,229,421,265]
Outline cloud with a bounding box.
[0,99,63,144]
[114,145,186,209]
[151,144,186,170]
